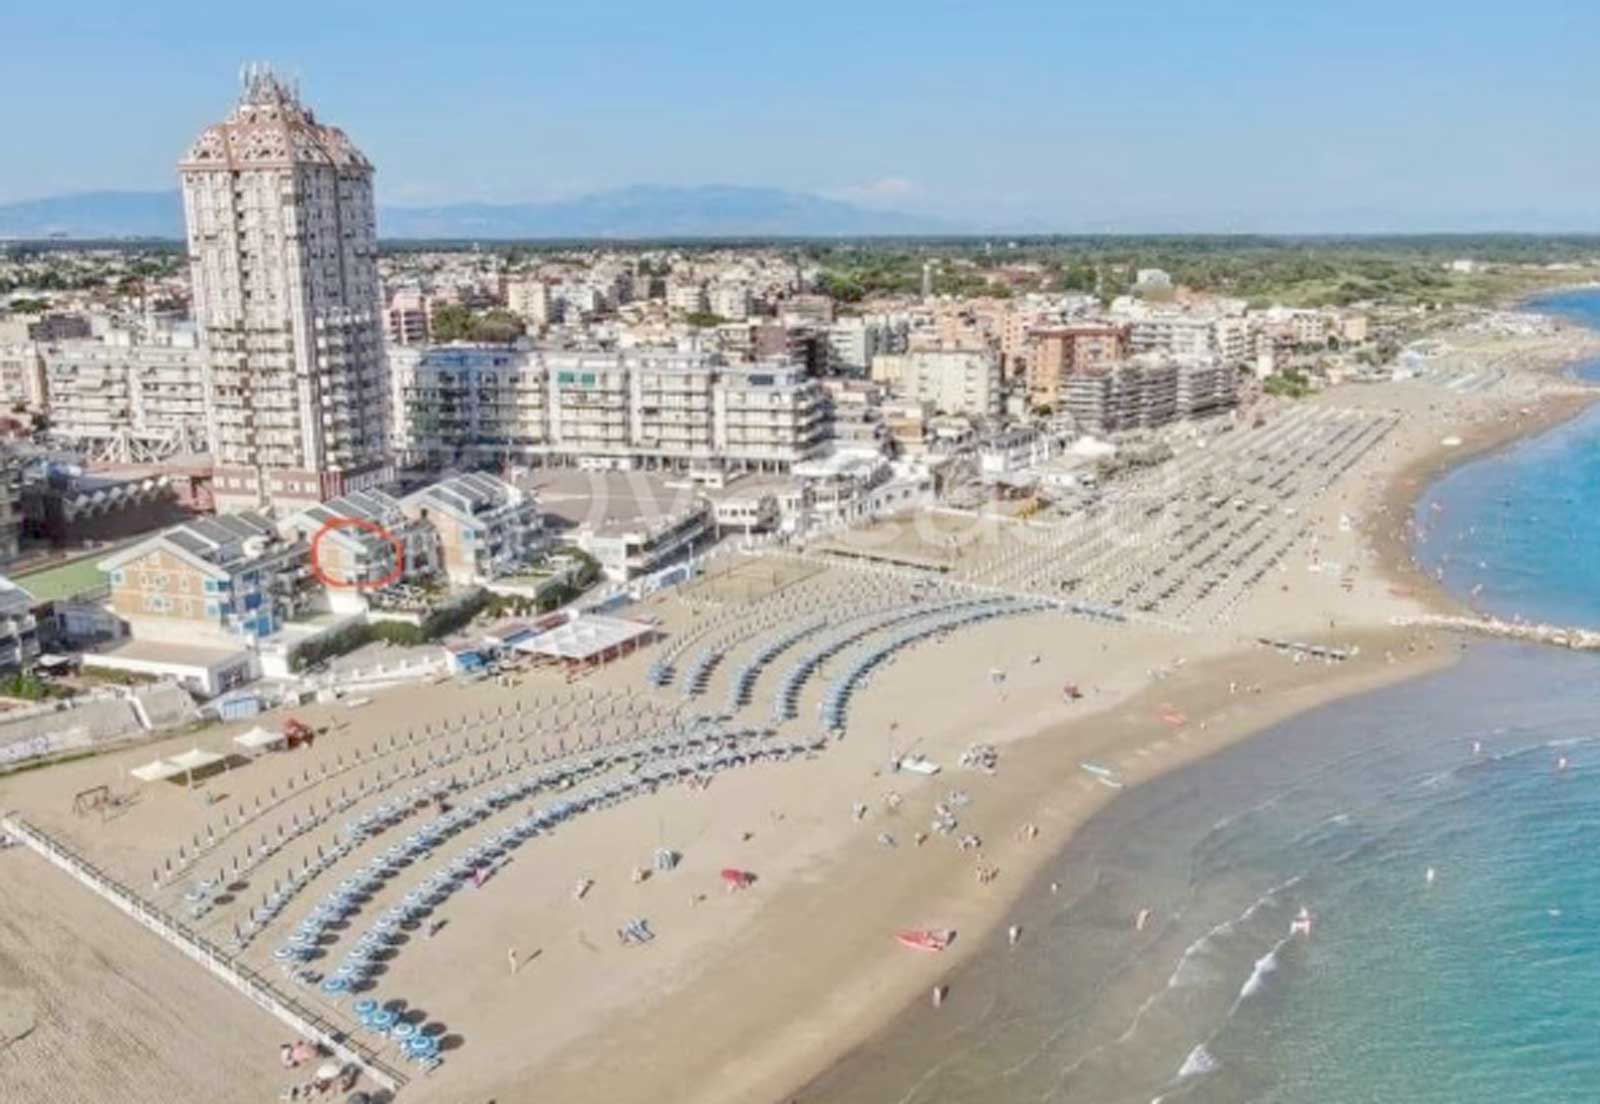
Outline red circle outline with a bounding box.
[308,518,405,590]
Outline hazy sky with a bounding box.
[7,0,1600,231]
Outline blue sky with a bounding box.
[7,0,1600,230]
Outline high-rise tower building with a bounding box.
[180,65,391,513]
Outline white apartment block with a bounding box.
[0,344,45,408]
[1213,316,1253,364]
[826,319,889,374]
[180,66,392,514]
[43,331,210,462]
[666,280,708,314]
[870,349,1002,418]
[390,347,828,474]
[1127,313,1217,359]
[507,279,554,328]
[707,282,751,321]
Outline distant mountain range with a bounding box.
[0,185,950,240]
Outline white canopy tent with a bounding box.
[512,614,656,667]
[233,726,284,753]
[129,759,184,783]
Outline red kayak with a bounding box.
[896,929,952,952]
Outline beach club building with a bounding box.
[400,472,546,586]
[98,513,311,646]
[281,490,440,612]
[92,513,329,695]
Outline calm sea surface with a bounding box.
[799,291,1600,1104]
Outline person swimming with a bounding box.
[1290,907,1313,936]
[1426,866,1437,885]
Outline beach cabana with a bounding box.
[129,758,183,783]
[233,726,285,755]
[168,746,226,787]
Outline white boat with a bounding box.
[1079,761,1116,778]
[899,755,942,776]
[1290,907,1313,936]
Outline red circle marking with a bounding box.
[308,518,405,590]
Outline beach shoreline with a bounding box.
[4,324,1599,1104]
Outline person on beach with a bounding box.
[507,947,519,975]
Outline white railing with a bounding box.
[0,815,408,1093]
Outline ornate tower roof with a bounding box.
[180,64,372,173]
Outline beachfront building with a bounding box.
[1174,356,1240,419]
[1025,323,1132,408]
[180,66,391,513]
[389,345,549,469]
[41,328,210,462]
[97,513,313,647]
[573,503,712,581]
[1062,358,1180,435]
[0,577,40,670]
[389,347,828,475]
[281,489,438,605]
[400,472,546,585]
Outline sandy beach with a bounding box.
[2,322,1597,1104]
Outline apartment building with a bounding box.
[1063,359,1179,435]
[1025,323,1132,407]
[714,365,830,469]
[826,318,887,374]
[385,288,435,345]
[0,344,45,408]
[0,453,21,565]
[389,345,549,468]
[391,347,828,474]
[666,280,708,313]
[98,512,313,647]
[281,489,438,613]
[1127,313,1216,359]
[1256,306,1333,348]
[707,282,751,321]
[1173,356,1240,419]
[181,67,391,512]
[819,378,889,452]
[507,279,555,328]
[401,472,545,585]
[870,349,1002,418]
[42,329,210,461]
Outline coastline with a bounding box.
[772,335,1600,1102]
[4,326,1599,1104]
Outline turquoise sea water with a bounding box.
[1414,290,1600,627]
[802,292,1600,1104]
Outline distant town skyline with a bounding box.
[9,0,1600,232]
